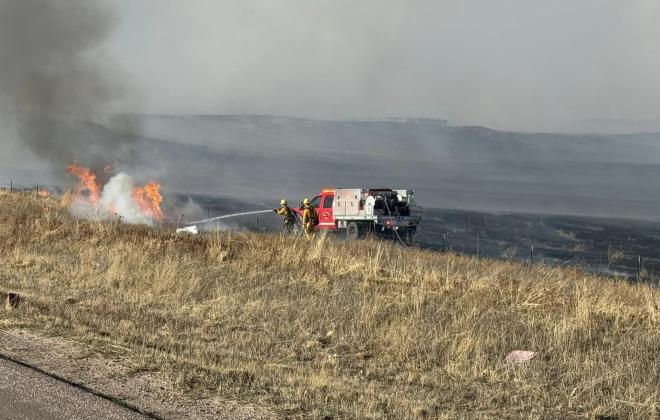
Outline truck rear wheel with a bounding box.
[346,222,359,241]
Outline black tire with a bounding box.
[346,222,360,241]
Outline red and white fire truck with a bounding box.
[294,188,422,242]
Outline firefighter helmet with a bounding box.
[280,199,287,206]
[303,198,311,205]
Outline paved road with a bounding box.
[0,356,147,420]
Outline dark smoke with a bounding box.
[0,0,140,173]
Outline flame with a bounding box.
[67,162,101,204]
[38,189,50,197]
[66,162,164,223]
[132,181,164,220]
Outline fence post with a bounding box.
[530,244,534,264]
[476,229,480,257]
[36,183,39,198]
[637,255,641,281]
[442,233,446,252]
[256,216,259,231]
[10,179,12,192]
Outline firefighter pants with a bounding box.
[304,222,315,238]
[282,220,295,234]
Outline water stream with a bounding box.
[184,209,273,226]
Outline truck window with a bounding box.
[323,195,334,208]
[311,196,322,208]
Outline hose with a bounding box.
[383,198,412,247]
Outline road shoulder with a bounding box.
[0,329,275,419]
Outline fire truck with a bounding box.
[294,188,422,243]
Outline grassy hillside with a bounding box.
[0,190,658,418]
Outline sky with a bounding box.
[102,0,660,132]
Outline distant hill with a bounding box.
[132,114,660,219]
[4,113,660,219]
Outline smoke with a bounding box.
[178,197,207,222]
[0,0,140,174]
[99,173,153,225]
[70,172,157,225]
[112,1,660,133]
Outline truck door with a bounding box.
[318,193,336,230]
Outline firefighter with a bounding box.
[301,197,318,238]
[273,199,296,233]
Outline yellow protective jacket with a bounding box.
[276,205,295,222]
[302,205,317,226]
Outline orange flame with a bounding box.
[38,189,50,197]
[66,162,164,222]
[67,162,101,204]
[132,181,164,220]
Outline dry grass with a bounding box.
[1,190,658,418]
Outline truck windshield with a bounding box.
[311,196,321,208]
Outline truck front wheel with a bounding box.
[346,222,359,241]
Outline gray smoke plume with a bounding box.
[0,0,140,174]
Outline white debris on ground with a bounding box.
[505,350,537,364]
[176,225,199,235]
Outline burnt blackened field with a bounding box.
[174,194,660,282]
[418,209,660,281]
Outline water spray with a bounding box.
[184,209,273,226]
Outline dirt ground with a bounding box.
[0,328,275,419]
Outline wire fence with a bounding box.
[418,224,660,284]
[0,179,51,196]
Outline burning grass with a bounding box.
[67,161,164,224]
[0,190,658,418]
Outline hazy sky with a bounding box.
[87,1,660,131]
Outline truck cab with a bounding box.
[294,189,337,230]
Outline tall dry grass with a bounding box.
[0,190,658,418]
